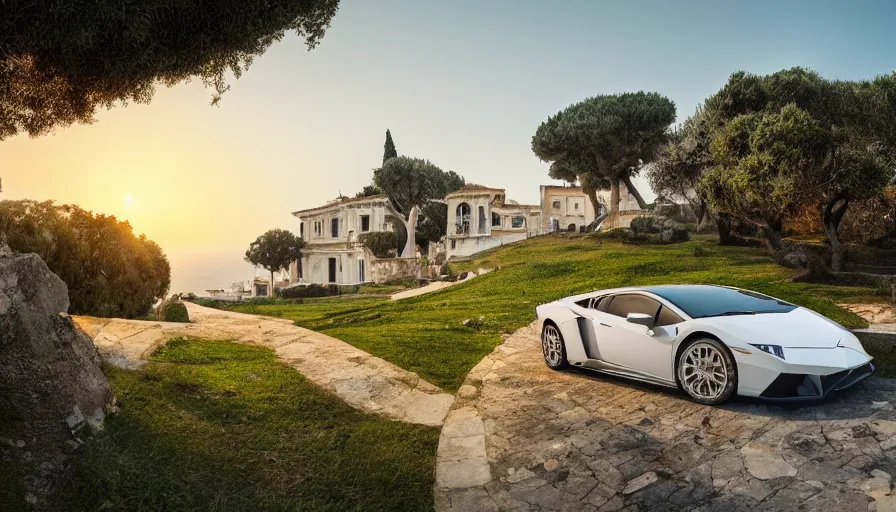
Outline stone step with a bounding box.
[854,325,896,346]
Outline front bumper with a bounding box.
[758,362,875,401]
[735,346,874,399]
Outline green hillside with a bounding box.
[220,235,881,391]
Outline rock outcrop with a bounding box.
[0,248,114,504]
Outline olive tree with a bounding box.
[0,0,339,139]
[374,156,463,257]
[532,92,676,214]
[698,68,893,271]
[244,229,306,296]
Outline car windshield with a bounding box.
[645,285,797,319]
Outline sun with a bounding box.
[124,194,134,207]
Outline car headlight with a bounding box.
[750,344,785,359]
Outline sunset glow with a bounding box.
[3,1,895,295]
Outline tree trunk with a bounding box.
[822,194,850,272]
[622,175,649,210]
[401,205,419,258]
[694,201,708,230]
[586,188,601,218]
[717,213,733,245]
[609,180,620,214]
[270,270,275,297]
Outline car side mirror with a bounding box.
[626,312,654,329]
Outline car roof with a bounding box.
[562,284,726,302]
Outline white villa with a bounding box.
[445,185,542,259]
[289,194,416,286]
[540,181,643,233]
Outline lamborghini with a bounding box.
[536,284,874,405]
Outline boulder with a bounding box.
[0,248,114,504]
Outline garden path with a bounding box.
[74,302,454,426]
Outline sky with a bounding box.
[2,0,895,294]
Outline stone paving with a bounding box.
[75,302,454,426]
[436,322,896,511]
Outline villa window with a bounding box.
[478,206,487,234]
[300,222,305,238]
[331,218,339,237]
[456,202,471,235]
[574,202,579,210]
[360,214,370,232]
[552,200,561,210]
[492,212,501,227]
[512,216,525,228]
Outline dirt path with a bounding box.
[435,322,896,511]
[390,268,491,301]
[74,303,454,426]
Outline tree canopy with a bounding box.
[0,0,340,140]
[0,200,170,318]
[373,156,464,257]
[648,106,713,220]
[532,92,676,214]
[244,229,306,295]
[696,68,894,270]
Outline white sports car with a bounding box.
[536,284,874,405]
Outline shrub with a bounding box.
[462,316,486,330]
[156,299,190,323]
[277,284,333,299]
[0,200,170,318]
[359,232,398,258]
[693,244,707,257]
[440,262,457,280]
[630,216,659,234]
[659,220,690,243]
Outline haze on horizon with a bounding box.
[2,0,894,294]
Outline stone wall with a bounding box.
[369,257,418,283]
[601,210,652,230]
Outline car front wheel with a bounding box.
[677,338,737,405]
[541,322,568,370]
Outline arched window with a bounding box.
[456,203,471,235]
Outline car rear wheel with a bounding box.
[677,338,737,405]
[541,323,568,370]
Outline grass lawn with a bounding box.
[213,235,885,392]
[46,338,439,512]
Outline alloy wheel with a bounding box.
[681,342,728,400]
[542,325,563,367]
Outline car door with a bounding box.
[590,293,676,382]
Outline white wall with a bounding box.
[447,232,528,259]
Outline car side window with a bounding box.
[605,294,661,319]
[655,305,684,327]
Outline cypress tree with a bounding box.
[383,129,398,164]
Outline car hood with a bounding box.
[697,306,850,348]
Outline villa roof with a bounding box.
[445,184,505,199]
[541,184,585,192]
[292,194,391,217]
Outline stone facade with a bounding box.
[445,185,542,260]
[541,183,643,233]
[291,194,413,285]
